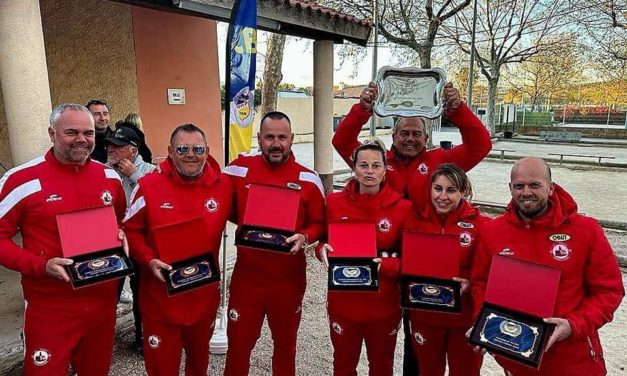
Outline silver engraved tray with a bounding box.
[374,67,447,119]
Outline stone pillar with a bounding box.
[0,0,52,166]
[313,40,334,194]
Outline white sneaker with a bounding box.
[120,289,133,304]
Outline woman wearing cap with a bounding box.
[405,163,491,376]
[317,141,413,376]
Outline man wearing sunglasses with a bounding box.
[124,124,233,375]
[223,111,326,376]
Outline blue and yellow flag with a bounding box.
[225,0,257,163]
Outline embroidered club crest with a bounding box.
[377,218,392,233]
[205,198,218,212]
[418,163,429,175]
[148,335,161,349]
[100,190,113,205]
[460,232,472,247]
[550,243,571,261]
[32,349,50,366]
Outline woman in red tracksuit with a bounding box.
[405,163,491,376]
[318,141,413,376]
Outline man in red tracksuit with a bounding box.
[334,82,492,374]
[223,111,326,376]
[471,157,624,376]
[332,82,492,210]
[123,124,233,376]
[0,104,126,375]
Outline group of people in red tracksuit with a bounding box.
[0,80,624,376]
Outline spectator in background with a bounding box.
[86,99,114,163]
[124,113,154,163]
[105,125,157,356]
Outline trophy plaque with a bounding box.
[161,253,219,295]
[153,216,220,295]
[235,184,301,253]
[400,275,461,313]
[401,231,461,312]
[469,303,552,368]
[57,206,134,289]
[468,255,561,369]
[374,66,447,119]
[327,222,379,291]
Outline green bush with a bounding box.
[516,112,552,126]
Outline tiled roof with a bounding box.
[283,0,372,27]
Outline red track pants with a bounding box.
[409,320,483,376]
[328,311,401,376]
[224,270,306,376]
[22,300,116,376]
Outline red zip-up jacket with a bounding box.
[223,152,326,281]
[332,103,492,210]
[0,150,126,312]
[124,156,233,325]
[325,180,413,321]
[471,184,624,375]
[405,199,491,328]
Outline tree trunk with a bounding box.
[261,33,287,115]
[486,75,500,135]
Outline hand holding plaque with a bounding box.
[235,184,301,253]
[373,66,447,119]
[468,256,561,369]
[327,222,379,291]
[401,231,462,313]
[57,206,134,288]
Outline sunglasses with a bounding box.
[174,145,206,156]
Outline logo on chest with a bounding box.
[457,221,474,229]
[205,198,219,213]
[100,190,113,205]
[459,232,472,247]
[550,243,571,261]
[499,248,514,256]
[377,218,392,233]
[418,163,429,175]
[287,182,302,190]
[160,202,174,210]
[45,194,63,203]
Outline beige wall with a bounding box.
[0,82,9,170]
[249,97,361,144]
[41,0,139,123]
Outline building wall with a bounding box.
[132,7,223,163]
[41,0,139,126]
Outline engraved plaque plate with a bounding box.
[374,66,447,119]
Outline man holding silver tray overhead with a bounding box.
[123,124,233,375]
[223,111,325,376]
[333,67,492,375]
[0,103,127,375]
[332,67,492,211]
[470,157,624,375]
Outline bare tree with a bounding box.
[321,0,471,68]
[260,33,287,115]
[444,0,573,133]
[509,34,583,111]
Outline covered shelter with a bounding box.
[0,0,371,190]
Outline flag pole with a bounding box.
[210,0,246,355]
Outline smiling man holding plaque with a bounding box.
[223,111,325,376]
[123,124,233,376]
[0,104,127,375]
[471,157,624,375]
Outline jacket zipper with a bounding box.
[587,337,597,361]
